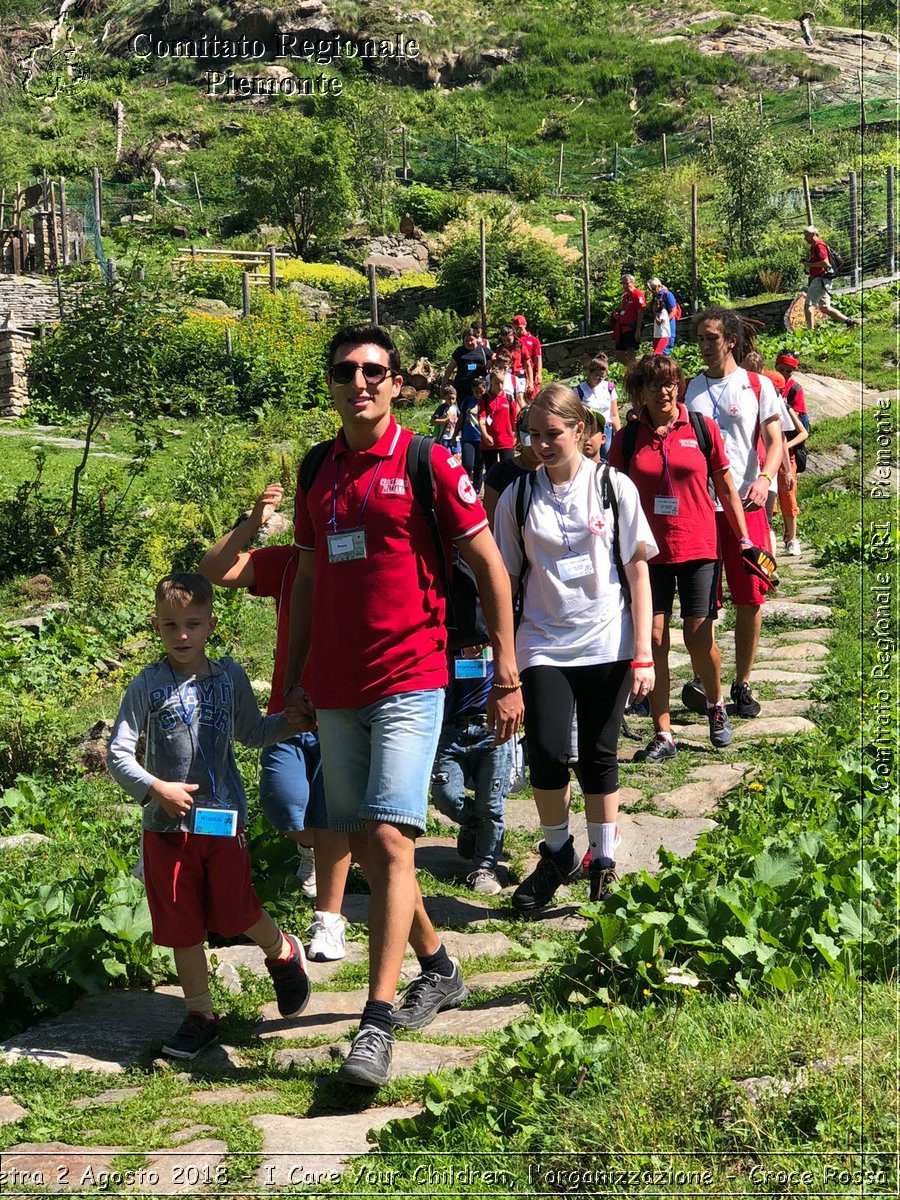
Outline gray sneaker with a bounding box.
[467,867,502,895]
[391,961,468,1030]
[336,1026,394,1087]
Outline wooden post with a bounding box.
[454,133,459,165]
[92,167,102,238]
[0,187,5,226]
[114,98,125,163]
[479,217,487,332]
[757,93,763,119]
[581,204,591,334]
[48,180,60,271]
[59,175,69,266]
[14,181,21,230]
[848,170,860,286]
[242,270,250,317]
[268,244,277,293]
[106,257,116,283]
[136,265,145,282]
[42,170,50,210]
[614,143,619,179]
[504,138,510,170]
[225,326,233,363]
[887,165,896,277]
[707,114,714,146]
[190,244,196,262]
[807,82,813,134]
[556,142,565,193]
[193,171,203,214]
[690,182,699,314]
[56,272,64,318]
[367,263,378,324]
[662,133,668,170]
[401,125,408,182]
[858,70,866,134]
[803,174,813,226]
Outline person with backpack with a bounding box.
[683,308,782,721]
[493,384,658,912]
[611,355,764,760]
[284,324,522,1087]
[647,279,680,354]
[802,226,862,329]
[575,354,620,462]
[775,351,810,557]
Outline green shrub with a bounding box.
[177,259,245,305]
[395,183,466,230]
[726,250,805,298]
[403,305,464,362]
[650,240,728,310]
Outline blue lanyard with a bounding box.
[167,662,219,803]
[329,456,384,532]
[545,461,583,556]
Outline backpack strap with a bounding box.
[618,419,640,477]
[406,433,452,602]
[688,409,715,500]
[512,472,535,627]
[598,464,630,606]
[298,439,335,494]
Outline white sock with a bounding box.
[541,820,570,854]
[706,698,724,709]
[184,990,214,1020]
[657,730,675,743]
[600,822,619,860]
[587,820,602,859]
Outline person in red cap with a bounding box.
[802,226,861,329]
[512,315,542,401]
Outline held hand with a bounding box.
[629,666,655,706]
[252,483,284,526]
[784,469,796,492]
[284,683,317,731]
[149,780,199,820]
[742,477,770,511]
[488,687,524,747]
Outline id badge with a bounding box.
[455,657,488,679]
[191,806,238,838]
[557,554,594,581]
[654,496,679,516]
[327,528,367,563]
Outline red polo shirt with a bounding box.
[518,330,541,374]
[609,403,729,565]
[808,236,829,277]
[293,418,489,709]
[617,288,646,328]
[249,543,296,713]
[481,391,518,450]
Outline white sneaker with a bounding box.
[467,868,502,896]
[785,539,802,556]
[307,912,346,962]
[296,845,316,898]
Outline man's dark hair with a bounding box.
[694,305,761,362]
[327,324,401,376]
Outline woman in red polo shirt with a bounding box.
[610,354,754,760]
[479,367,520,472]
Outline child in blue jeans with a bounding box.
[430,645,510,895]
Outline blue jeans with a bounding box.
[259,733,327,832]
[316,689,445,833]
[430,717,510,870]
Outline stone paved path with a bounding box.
[0,548,836,1193]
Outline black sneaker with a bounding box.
[265,933,311,1018]
[456,823,476,861]
[708,702,734,747]
[635,733,678,763]
[391,961,468,1030]
[730,681,761,719]
[588,857,619,902]
[681,677,708,715]
[625,696,651,717]
[336,1026,394,1087]
[161,1013,219,1060]
[511,835,580,913]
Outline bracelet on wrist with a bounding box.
[758,471,773,484]
[631,660,654,669]
[739,537,752,546]
[491,680,522,693]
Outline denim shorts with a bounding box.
[316,689,445,832]
[258,732,328,833]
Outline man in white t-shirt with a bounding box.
[684,307,783,719]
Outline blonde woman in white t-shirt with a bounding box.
[494,384,658,910]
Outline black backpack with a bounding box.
[618,410,716,498]
[783,381,809,473]
[298,434,489,652]
[822,242,846,278]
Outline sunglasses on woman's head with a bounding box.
[329,361,392,386]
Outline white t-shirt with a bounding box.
[576,379,618,422]
[494,460,658,670]
[653,307,671,339]
[684,368,781,500]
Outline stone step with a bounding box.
[652,762,748,816]
[673,715,816,744]
[755,642,830,662]
[746,668,821,684]
[274,1040,486,1077]
[764,601,833,623]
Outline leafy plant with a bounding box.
[705,103,783,255]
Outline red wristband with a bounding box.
[631,660,654,668]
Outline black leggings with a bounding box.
[521,660,631,795]
[482,447,515,473]
[461,441,484,492]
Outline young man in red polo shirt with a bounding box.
[511,315,542,400]
[284,325,522,1088]
[611,274,646,366]
[802,226,860,329]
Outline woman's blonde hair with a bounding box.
[529,383,588,444]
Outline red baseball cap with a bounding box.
[511,315,527,327]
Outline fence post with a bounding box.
[58,175,69,266]
[802,175,814,226]
[690,182,699,314]
[401,125,409,181]
[92,167,102,239]
[807,82,813,134]
[848,170,860,286]
[268,245,277,293]
[367,263,378,324]
[49,180,60,271]
[757,93,763,119]
[225,326,232,363]
[661,133,668,170]
[504,138,509,170]
[556,142,565,193]
[105,257,116,284]
[614,143,619,179]
[479,217,487,332]
[14,181,21,230]
[887,165,896,277]
[136,265,145,282]
[242,270,250,317]
[858,70,866,134]
[581,204,591,334]
[41,170,50,210]
[707,114,714,147]
[454,133,459,166]
[193,171,204,214]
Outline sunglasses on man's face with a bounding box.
[329,360,392,386]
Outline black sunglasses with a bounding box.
[329,361,392,386]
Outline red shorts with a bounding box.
[143,829,263,948]
[652,336,669,355]
[716,507,772,607]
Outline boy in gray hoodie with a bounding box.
[108,573,310,1059]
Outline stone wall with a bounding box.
[0,330,34,418]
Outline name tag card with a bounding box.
[455,657,488,679]
[327,528,367,563]
[557,554,594,581]
[191,807,238,838]
[654,496,680,516]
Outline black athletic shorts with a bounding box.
[614,328,640,351]
[649,559,720,619]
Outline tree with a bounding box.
[706,102,782,256]
[236,114,357,257]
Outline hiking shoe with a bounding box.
[730,681,761,719]
[785,539,802,556]
[161,1013,218,1060]
[336,1026,394,1088]
[625,696,651,717]
[588,857,619,902]
[296,845,316,898]
[635,733,678,763]
[708,702,734,748]
[307,913,346,962]
[266,934,311,1017]
[391,961,468,1030]
[456,823,477,861]
[467,867,502,896]
[511,835,580,913]
[681,677,708,716]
